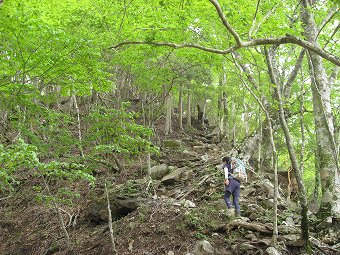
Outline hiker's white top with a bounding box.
[224,167,228,179]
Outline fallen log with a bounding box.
[215,219,273,234]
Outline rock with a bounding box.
[258,238,272,246]
[316,216,333,230]
[281,234,303,247]
[242,186,256,197]
[266,247,282,255]
[167,251,175,255]
[184,200,196,208]
[245,233,258,241]
[225,208,235,218]
[162,139,182,149]
[283,216,295,227]
[200,154,209,162]
[193,240,215,255]
[161,167,184,185]
[261,179,274,198]
[215,164,222,171]
[192,146,206,153]
[90,196,141,222]
[181,167,193,180]
[150,164,169,179]
[239,242,255,252]
[261,198,274,209]
[244,203,266,215]
[278,225,299,235]
[248,213,258,221]
[208,127,220,136]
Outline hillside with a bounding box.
[1,128,339,255]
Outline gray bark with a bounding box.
[301,0,340,218]
[178,86,183,130]
[186,91,192,127]
[165,92,172,135]
[265,47,311,251]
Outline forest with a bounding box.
[0,0,339,254]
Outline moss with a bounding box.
[162,140,182,149]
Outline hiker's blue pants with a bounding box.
[224,178,241,215]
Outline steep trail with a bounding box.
[0,131,339,255]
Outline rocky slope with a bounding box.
[0,132,339,255]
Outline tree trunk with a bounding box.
[178,86,183,130]
[243,102,249,137]
[257,107,263,172]
[299,86,306,175]
[265,47,311,252]
[165,92,172,135]
[301,0,340,218]
[186,91,192,127]
[231,100,236,147]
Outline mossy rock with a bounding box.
[162,139,182,149]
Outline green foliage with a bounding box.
[183,206,220,232]
[85,104,159,160]
[0,139,38,191]
[0,138,94,209]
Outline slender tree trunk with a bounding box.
[71,95,84,157]
[105,181,116,255]
[275,86,311,252]
[178,86,183,130]
[202,99,207,128]
[257,106,263,172]
[36,167,70,248]
[186,91,192,127]
[301,0,340,218]
[231,100,236,147]
[165,92,172,135]
[243,102,250,137]
[299,89,305,175]
[236,74,279,246]
[218,78,223,135]
[265,47,311,252]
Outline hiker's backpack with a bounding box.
[231,157,247,183]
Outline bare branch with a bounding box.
[250,4,279,38]
[208,0,243,45]
[324,23,340,49]
[316,7,339,40]
[329,66,339,87]
[112,34,340,66]
[283,49,306,98]
[111,41,237,54]
[248,0,261,38]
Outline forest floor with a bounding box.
[0,123,339,255]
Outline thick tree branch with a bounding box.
[112,34,340,66]
[208,0,243,46]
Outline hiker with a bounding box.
[222,156,241,216]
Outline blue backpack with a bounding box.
[231,158,247,183]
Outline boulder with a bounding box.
[266,247,282,255]
[150,164,169,179]
[281,234,303,247]
[89,195,141,223]
[193,240,215,255]
[183,200,196,208]
[161,167,185,185]
[245,233,258,241]
[316,216,333,231]
[162,139,182,149]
